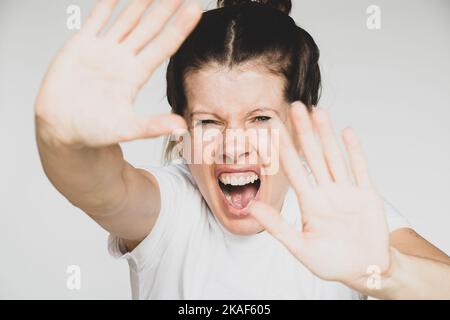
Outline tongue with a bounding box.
[227,184,258,209]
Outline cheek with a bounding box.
[266,169,290,205]
[188,164,212,190]
[188,128,222,164]
[273,170,289,188]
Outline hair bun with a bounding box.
[217,0,292,15]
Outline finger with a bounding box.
[311,107,351,184]
[247,201,304,260]
[342,127,373,189]
[248,127,279,176]
[290,102,332,185]
[83,0,120,36]
[271,119,313,197]
[138,1,202,72]
[106,0,155,42]
[118,113,187,142]
[124,0,184,53]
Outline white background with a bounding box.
[0,0,449,299]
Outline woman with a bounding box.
[35,0,450,299]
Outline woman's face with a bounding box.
[183,65,292,235]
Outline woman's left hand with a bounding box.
[247,101,391,290]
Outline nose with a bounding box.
[222,128,252,164]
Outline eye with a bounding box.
[194,119,221,127]
[252,115,272,123]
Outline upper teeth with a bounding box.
[218,173,259,186]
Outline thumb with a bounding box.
[247,200,304,257]
[119,113,187,142]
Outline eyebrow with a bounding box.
[188,111,222,120]
[246,108,281,117]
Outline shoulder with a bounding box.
[108,162,206,269]
[380,196,411,232]
[139,161,198,196]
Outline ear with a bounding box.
[175,130,188,159]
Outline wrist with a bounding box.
[342,247,404,299]
[373,247,404,298]
[35,113,88,150]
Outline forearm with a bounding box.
[36,116,128,216]
[352,248,450,299]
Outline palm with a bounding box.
[42,38,139,146]
[35,0,202,147]
[298,185,389,282]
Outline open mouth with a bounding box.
[217,171,261,213]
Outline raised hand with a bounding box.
[35,0,202,147]
[248,102,391,289]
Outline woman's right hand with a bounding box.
[35,0,202,148]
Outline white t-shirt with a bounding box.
[108,162,410,300]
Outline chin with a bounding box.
[214,209,265,235]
